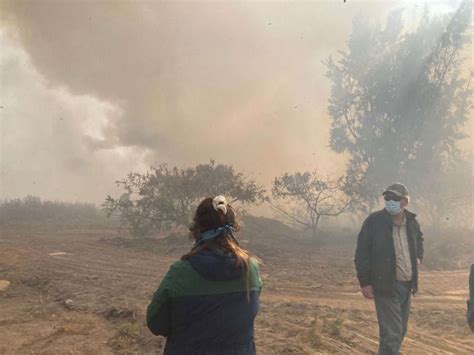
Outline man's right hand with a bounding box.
[361,285,374,299]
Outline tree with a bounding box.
[271,171,351,238]
[103,160,266,237]
[325,1,472,211]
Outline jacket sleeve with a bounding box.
[414,219,424,261]
[470,264,474,303]
[146,266,175,336]
[468,264,474,332]
[354,217,371,288]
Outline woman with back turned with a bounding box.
[146,195,262,354]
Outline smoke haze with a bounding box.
[0,0,468,203]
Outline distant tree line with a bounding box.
[0,195,113,228]
[103,160,350,238]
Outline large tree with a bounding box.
[103,160,265,237]
[325,1,472,212]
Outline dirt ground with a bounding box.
[0,227,472,354]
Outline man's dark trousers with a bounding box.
[374,281,412,355]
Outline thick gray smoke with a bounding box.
[0,1,465,202]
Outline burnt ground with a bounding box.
[0,219,473,354]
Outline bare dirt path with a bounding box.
[1,230,472,354]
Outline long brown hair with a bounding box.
[182,197,254,296]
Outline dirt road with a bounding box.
[0,230,472,354]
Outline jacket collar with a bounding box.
[404,209,417,220]
[381,208,416,226]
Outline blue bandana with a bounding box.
[196,224,238,246]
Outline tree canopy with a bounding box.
[271,171,351,238]
[103,160,265,237]
[325,1,472,211]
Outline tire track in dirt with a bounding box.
[345,323,444,354]
[260,299,376,354]
[263,290,474,354]
[410,330,474,354]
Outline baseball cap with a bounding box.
[382,183,409,198]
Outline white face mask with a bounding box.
[385,200,401,215]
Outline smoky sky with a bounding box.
[0,0,467,203]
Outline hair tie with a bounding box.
[212,195,228,215]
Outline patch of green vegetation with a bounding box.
[108,322,145,352]
[308,325,323,348]
[323,317,344,338]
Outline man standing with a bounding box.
[355,183,424,355]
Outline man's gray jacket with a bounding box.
[355,209,424,296]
